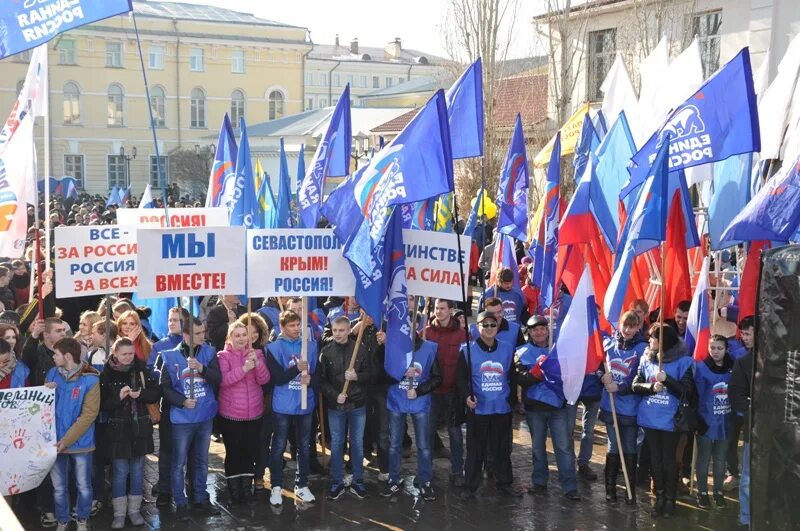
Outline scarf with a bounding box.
[0,354,17,381]
[108,355,134,373]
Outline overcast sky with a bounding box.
[166,0,542,59]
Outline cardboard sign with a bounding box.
[116,207,229,228]
[247,229,355,296]
[403,229,471,300]
[137,226,246,298]
[54,226,138,297]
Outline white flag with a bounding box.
[138,184,154,209]
[758,32,800,160]
[600,52,638,132]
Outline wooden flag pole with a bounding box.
[657,242,666,371]
[604,357,633,503]
[301,296,309,410]
[341,325,366,396]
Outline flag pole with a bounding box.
[480,157,487,299]
[43,45,51,271]
[604,356,633,502]
[658,242,666,371]
[301,296,309,410]
[451,200,475,399]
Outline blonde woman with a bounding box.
[75,311,101,359]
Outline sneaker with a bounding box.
[55,523,68,531]
[723,475,739,492]
[714,492,727,508]
[420,482,436,501]
[564,490,581,501]
[697,493,712,509]
[343,473,354,487]
[192,501,221,516]
[90,499,103,516]
[578,463,598,481]
[75,519,89,531]
[328,484,346,500]
[378,472,390,482]
[380,481,403,497]
[212,433,223,443]
[40,512,58,528]
[349,483,368,499]
[175,504,190,522]
[295,486,316,503]
[254,478,265,491]
[270,487,282,506]
[156,493,172,507]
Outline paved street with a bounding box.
[13,412,742,530]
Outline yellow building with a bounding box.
[0,0,310,195]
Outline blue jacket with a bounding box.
[8,360,30,388]
[46,363,100,453]
[478,286,526,323]
[727,338,748,360]
[695,357,733,440]
[149,333,182,370]
[267,335,318,415]
[461,338,513,415]
[386,338,439,414]
[634,344,694,432]
[160,343,220,424]
[600,333,646,420]
[515,342,565,409]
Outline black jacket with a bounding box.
[206,303,246,352]
[21,338,54,387]
[319,338,372,411]
[100,358,160,459]
[631,342,695,401]
[730,349,753,442]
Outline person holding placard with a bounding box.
[267,310,319,506]
[159,317,222,520]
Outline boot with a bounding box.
[604,453,620,503]
[127,494,145,526]
[111,497,127,529]
[650,491,665,517]
[623,454,638,504]
[227,477,242,505]
[663,497,676,518]
[241,477,257,504]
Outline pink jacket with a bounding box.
[217,346,270,421]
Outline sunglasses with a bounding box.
[479,323,497,329]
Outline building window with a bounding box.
[319,72,327,86]
[319,98,328,107]
[305,72,314,86]
[58,39,76,65]
[190,87,206,128]
[190,48,204,72]
[62,82,80,125]
[346,74,354,87]
[398,77,404,86]
[150,155,168,187]
[230,89,245,125]
[150,86,166,127]
[149,45,164,69]
[268,90,285,120]
[106,42,122,67]
[231,50,245,73]
[385,77,393,88]
[693,11,722,78]
[107,155,126,188]
[360,75,367,88]
[64,155,84,188]
[587,28,616,101]
[12,49,32,63]
[306,98,314,110]
[107,84,124,126]
[372,75,380,88]
[333,73,341,87]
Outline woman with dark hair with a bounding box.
[0,337,28,388]
[632,324,694,518]
[0,323,21,356]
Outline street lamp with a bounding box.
[119,146,136,188]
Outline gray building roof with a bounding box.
[133,0,306,29]
[309,41,446,65]
[243,107,412,139]
[360,75,453,99]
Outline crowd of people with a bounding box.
[0,192,754,530]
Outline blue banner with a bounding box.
[495,114,529,241]
[445,58,484,159]
[0,0,132,60]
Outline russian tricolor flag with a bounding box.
[686,256,711,361]
[550,265,605,404]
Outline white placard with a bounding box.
[0,387,57,495]
[136,226,246,298]
[403,229,472,301]
[247,229,355,296]
[116,207,229,228]
[54,226,138,297]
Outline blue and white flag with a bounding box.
[138,184,154,209]
[495,114,529,241]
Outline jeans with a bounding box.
[695,436,729,494]
[527,408,577,493]
[270,412,311,489]
[739,443,750,525]
[112,456,145,498]
[50,452,93,523]
[606,422,638,455]
[566,399,600,466]
[328,407,366,487]
[171,418,213,506]
[389,411,431,484]
[429,393,464,475]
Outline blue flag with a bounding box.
[446,58,484,159]
[463,188,484,237]
[594,111,637,242]
[573,113,601,184]
[342,90,454,274]
[495,114,529,241]
[296,143,305,199]
[538,132,561,309]
[298,85,352,229]
[321,167,365,242]
[259,172,279,229]
[276,138,293,228]
[623,48,761,198]
[709,153,752,250]
[0,1,132,59]
[720,156,800,244]
[410,198,436,231]
[229,117,260,228]
[205,114,238,210]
